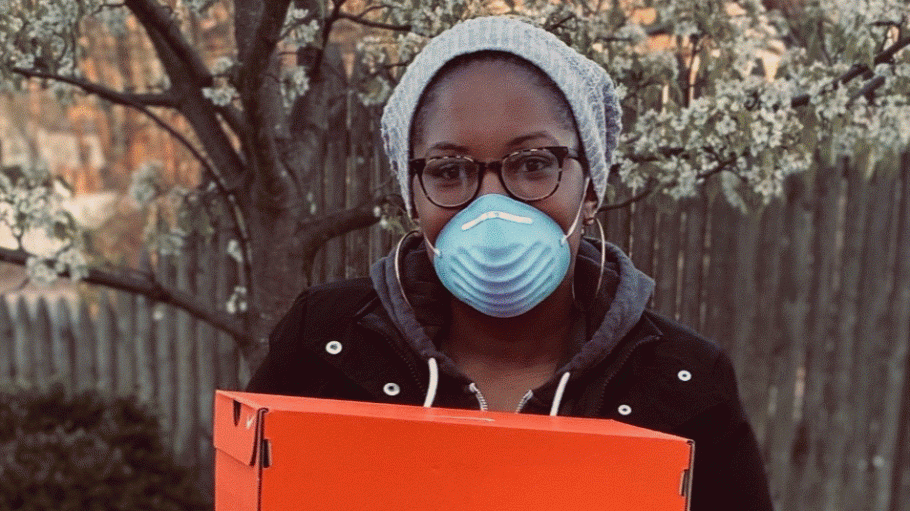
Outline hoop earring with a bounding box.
[572,217,606,311]
[394,230,422,312]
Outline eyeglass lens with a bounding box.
[421,148,562,207]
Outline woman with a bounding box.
[248,16,773,510]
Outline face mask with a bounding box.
[425,190,586,318]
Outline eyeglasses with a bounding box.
[409,146,584,208]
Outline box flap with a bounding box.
[213,390,267,466]
[683,439,695,511]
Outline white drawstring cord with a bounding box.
[423,357,439,407]
[549,372,571,416]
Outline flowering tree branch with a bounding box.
[11,67,177,108]
[791,35,910,107]
[12,48,255,315]
[598,183,660,212]
[336,12,411,31]
[0,247,257,356]
[12,65,236,195]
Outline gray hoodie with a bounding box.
[369,235,655,397]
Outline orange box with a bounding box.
[214,390,694,511]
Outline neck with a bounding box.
[443,280,576,370]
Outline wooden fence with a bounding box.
[592,159,910,511]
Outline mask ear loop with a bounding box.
[560,178,590,246]
[394,229,422,312]
[572,216,606,312]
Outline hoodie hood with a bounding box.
[370,234,655,387]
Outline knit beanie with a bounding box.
[380,15,621,214]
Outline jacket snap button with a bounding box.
[618,404,632,416]
[677,370,692,382]
[325,341,342,355]
[383,383,401,396]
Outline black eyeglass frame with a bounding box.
[408,146,586,209]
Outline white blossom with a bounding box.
[281,66,310,110]
[616,24,648,46]
[128,162,163,206]
[211,56,236,75]
[226,239,244,264]
[53,246,88,281]
[226,285,248,314]
[202,84,238,107]
[26,256,57,285]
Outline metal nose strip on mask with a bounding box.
[461,210,533,231]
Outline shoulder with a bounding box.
[639,310,725,366]
[290,277,377,316]
[259,277,380,366]
[607,310,740,431]
[273,278,377,338]
[246,277,383,397]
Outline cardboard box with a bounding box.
[214,390,694,511]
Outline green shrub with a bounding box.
[0,385,209,511]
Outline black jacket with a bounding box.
[248,239,773,510]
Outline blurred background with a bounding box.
[0,0,908,510]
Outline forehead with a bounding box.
[415,61,576,152]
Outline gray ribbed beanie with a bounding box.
[381,15,621,214]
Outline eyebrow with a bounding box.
[425,131,558,154]
[426,142,469,152]
[506,131,558,148]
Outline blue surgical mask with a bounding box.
[425,191,585,318]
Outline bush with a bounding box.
[0,385,210,511]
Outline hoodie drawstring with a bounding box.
[423,357,439,407]
[549,372,571,416]
[423,359,568,415]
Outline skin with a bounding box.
[411,60,598,411]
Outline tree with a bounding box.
[1,0,909,368]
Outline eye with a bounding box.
[424,158,476,182]
[506,150,559,175]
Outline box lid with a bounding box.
[215,390,694,511]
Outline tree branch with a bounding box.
[850,74,886,103]
[309,0,346,80]
[14,64,253,309]
[241,0,292,88]
[600,154,737,212]
[215,103,249,139]
[124,0,214,86]
[792,35,910,107]
[13,67,225,183]
[697,156,739,180]
[235,0,294,206]
[598,183,660,212]
[349,3,396,18]
[336,12,411,31]
[0,247,256,355]
[11,67,177,108]
[297,196,384,277]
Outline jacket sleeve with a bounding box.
[679,351,775,511]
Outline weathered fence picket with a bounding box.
[0,300,12,381]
